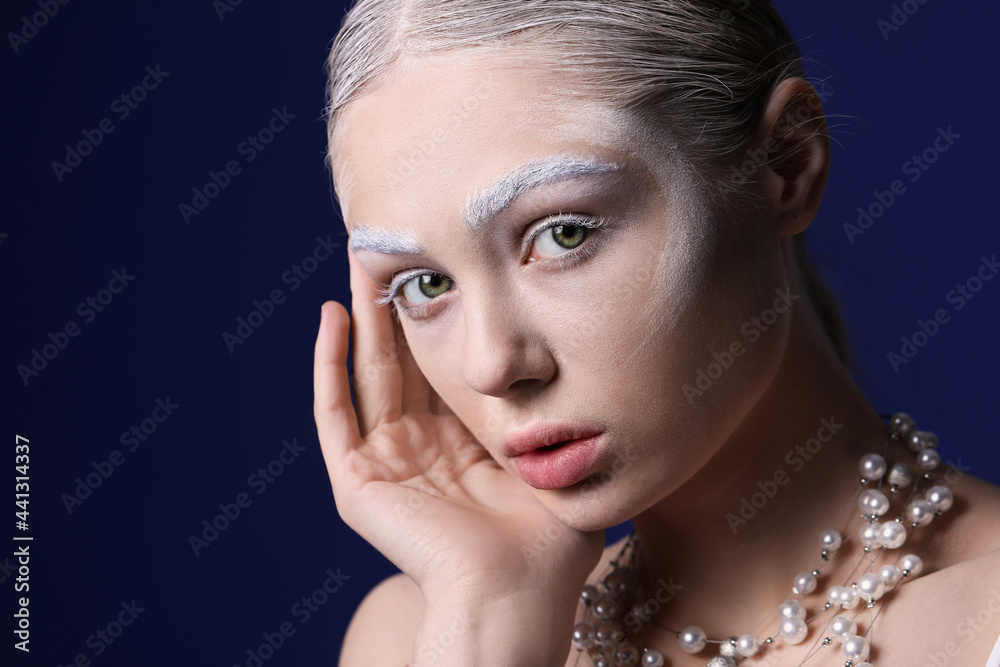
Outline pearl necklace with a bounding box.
[571,412,956,667]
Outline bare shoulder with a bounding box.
[875,473,1000,665]
[339,572,425,666]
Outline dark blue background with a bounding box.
[3,1,997,664]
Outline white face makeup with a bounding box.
[332,49,791,530]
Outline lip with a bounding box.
[503,422,606,490]
[502,421,605,458]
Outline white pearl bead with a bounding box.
[641,649,664,667]
[827,585,844,605]
[792,571,817,595]
[736,634,759,657]
[859,521,881,547]
[917,448,940,471]
[837,585,861,609]
[842,635,870,661]
[859,489,890,516]
[859,453,887,480]
[820,529,843,551]
[901,553,924,577]
[779,617,808,644]
[906,499,935,527]
[878,563,903,586]
[888,462,914,487]
[778,599,806,621]
[827,614,857,642]
[719,637,739,658]
[706,657,736,667]
[878,521,907,549]
[909,429,938,451]
[925,484,954,512]
[857,572,886,601]
[889,412,916,438]
[678,626,706,653]
[855,663,874,667]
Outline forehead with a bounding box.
[330,49,658,231]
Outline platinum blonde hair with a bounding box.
[323,0,850,366]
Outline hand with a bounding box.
[313,250,604,607]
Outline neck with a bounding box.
[629,281,886,641]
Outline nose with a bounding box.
[461,289,556,398]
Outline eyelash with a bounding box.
[373,214,610,316]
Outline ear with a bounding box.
[754,78,830,237]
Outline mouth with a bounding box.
[501,421,607,489]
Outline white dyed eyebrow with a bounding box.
[463,155,622,233]
[348,225,423,255]
[347,154,622,255]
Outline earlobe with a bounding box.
[756,78,831,238]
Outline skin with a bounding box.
[313,48,1000,666]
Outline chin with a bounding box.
[536,473,647,533]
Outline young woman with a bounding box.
[313,1,1000,665]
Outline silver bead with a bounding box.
[842,635,870,662]
[640,649,664,667]
[858,489,890,517]
[594,623,626,647]
[905,499,935,527]
[900,553,924,577]
[888,412,916,438]
[908,429,938,451]
[859,453,887,480]
[819,529,843,551]
[736,634,759,657]
[779,617,808,644]
[581,584,599,605]
[878,520,907,549]
[925,484,954,512]
[678,626,707,653]
[887,462,914,488]
[917,448,941,471]
[706,657,736,667]
[792,571,817,595]
[593,655,613,667]
[719,636,739,657]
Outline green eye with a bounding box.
[401,273,453,304]
[534,224,589,257]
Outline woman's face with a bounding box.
[333,49,793,530]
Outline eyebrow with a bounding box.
[346,154,622,255]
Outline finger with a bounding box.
[391,311,431,413]
[313,300,363,476]
[348,249,404,434]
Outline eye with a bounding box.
[400,273,454,305]
[529,222,590,261]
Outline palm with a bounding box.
[314,252,601,598]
